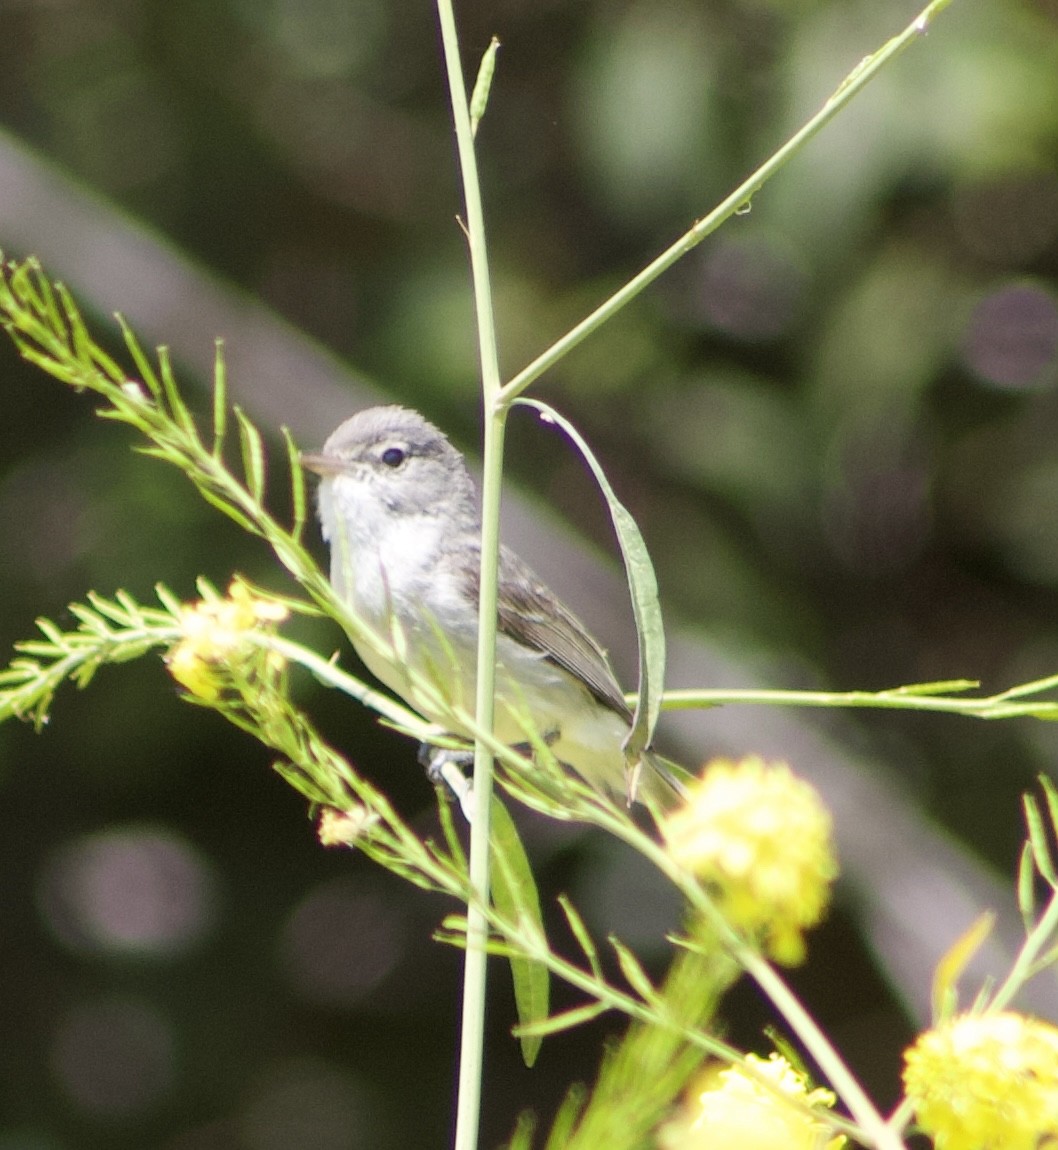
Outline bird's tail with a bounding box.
[638,748,691,807]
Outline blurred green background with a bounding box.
[2,0,1058,1147]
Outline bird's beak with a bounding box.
[300,451,343,476]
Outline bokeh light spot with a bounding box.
[260,0,387,78]
[279,877,409,1008]
[0,453,95,587]
[952,169,1058,266]
[693,234,807,343]
[241,1058,380,1150]
[963,282,1058,390]
[37,825,217,958]
[50,996,175,1118]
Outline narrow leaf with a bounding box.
[116,315,163,400]
[158,346,197,436]
[557,894,603,980]
[196,485,259,534]
[470,37,500,138]
[235,407,267,502]
[435,782,469,875]
[931,911,995,1022]
[886,679,979,697]
[34,617,64,645]
[20,260,57,327]
[56,283,95,369]
[1024,792,1058,888]
[515,399,665,770]
[87,339,128,386]
[283,426,308,540]
[505,1112,536,1150]
[15,343,79,385]
[1017,842,1037,930]
[543,1085,588,1150]
[1029,940,1058,974]
[996,673,1058,701]
[212,340,228,458]
[154,584,184,616]
[490,795,549,1067]
[610,936,657,1003]
[1040,775,1058,847]
[514,1001,606,1039]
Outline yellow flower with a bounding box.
[903,1012,1058,1150]
[657,1053,845,1150]
[166,581,289,701]
[659,756,837,964]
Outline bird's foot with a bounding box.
[419,743,477,822]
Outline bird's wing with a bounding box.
[461,545,632,720]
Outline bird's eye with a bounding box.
[380,446,406,468]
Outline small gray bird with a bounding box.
[302,406,682,804]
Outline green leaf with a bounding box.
[930,912,994,1022]
[514,399,665,773]
[886,679,979,697]
[1040,775,1058,849]
[1024,790,1058,888]
[514,1001,606,1039]
[56,282,95,368]
[154,584,183,616]
[158,345,197,436]
[235,406,267,502]
[195,484,259,535]
[1017,842,1037,930]
[542,1084,588,1150]
[489,794,549,1067]
[116,314,163,401]
[504,1110,537,1150]
[470,36,500,138]
[610,936,657,1004]
[557,894,603,980]
[284,426,308,540]
[212,340,228,458]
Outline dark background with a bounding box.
[2,0,1058,1147]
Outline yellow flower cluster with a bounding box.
[903,1012,1058,1150]
[660,756,837,964]
[166,581,289,702]
[657,1053,845,1150]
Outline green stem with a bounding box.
[264,635,436,736]
[659,683,1058,721]
[742,953,907,1150]
[498,0,954,404]
[436,3,505,1148]
[570,798,903,1147]
[990,886,1058,1012]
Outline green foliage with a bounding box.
[0,254,738,1146]
[0,588,178,728]
[5,223,1058,1150]
[488,794,549,1068]
[515,399,667,776]
[4,0,1058,1143]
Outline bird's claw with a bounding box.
[419,743,477,822]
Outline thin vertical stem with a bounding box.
[436,3,505,1148]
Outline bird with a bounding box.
[302,405,683,806]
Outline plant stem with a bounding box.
[498,0,954,404]
[990,886,1058,1011]
[436,3,505,1148]
[659,682,1058,721]
[742,952,907,1150]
